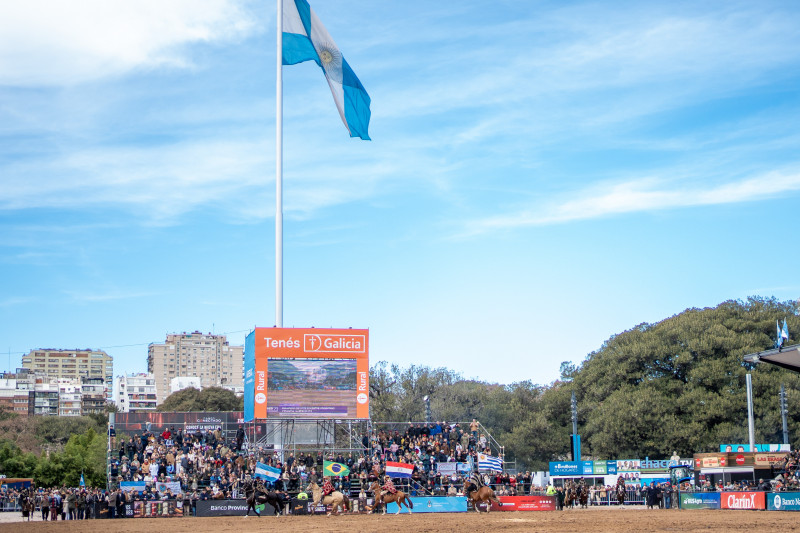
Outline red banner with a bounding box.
[721,492,765,510]
[490,496,557,511]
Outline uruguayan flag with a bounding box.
[478,453,503,472]
[283,0,371,140]
[254,461,281,482]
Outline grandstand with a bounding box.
[106,413,510,499]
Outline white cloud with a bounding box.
[0,0,259,86]
[469,171,800,232]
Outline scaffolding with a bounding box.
[243,417,372,458]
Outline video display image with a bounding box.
[267,358,358,418]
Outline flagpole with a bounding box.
[275,0,284,328]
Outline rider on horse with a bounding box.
[466,472,484,496]
[381,475,397,497]
[322,478,335,497]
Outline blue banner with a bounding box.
[549,462,580,476]
[606,460,618,475]
[768,492,800,511]
[549,461,594,476]
[244,331,255,422]
[680,492,721,509]
[386,496,467,513]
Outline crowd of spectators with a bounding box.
[105,420,526,498]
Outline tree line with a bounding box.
[369,297,800,470]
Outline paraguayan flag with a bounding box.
[282,0,371,140]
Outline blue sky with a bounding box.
[2,0,799,386]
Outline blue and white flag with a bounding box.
[282,0,371,140]
[778,320,784,347]
[254,462,281,482]
[79,473,85,487]
[478,453,503,472]
[782,319,790,342]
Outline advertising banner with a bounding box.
[195,499,275,517]
[244,331,255,422]
[249,327,369,419]
[680,492,721,509]
[490,495,556,511]
[616,459,641,472]
[720,492,765,510]
[593,461,607,475]
[640,458,694,473]
[606,460,618,475]
[768,492,800,511]
[720,444,790,453]
[437,462,472,475]
[155,481,182,494]
[549,461,594,476]
[114,411,247,444]
[124,500,185,517]
[694,456,727,468]
[550,462,580,476]
[755,453,789,467]
[387,496,467,513]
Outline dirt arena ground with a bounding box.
[2,508,799,533]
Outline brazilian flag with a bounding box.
[323,460,350,477]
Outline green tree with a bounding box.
[34,416,102,447]
[157,387,243,411]
[0,440,38,478]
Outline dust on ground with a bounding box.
[1,508,797,533]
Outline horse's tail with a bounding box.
[406,495,414,509]
[343,494,351,512]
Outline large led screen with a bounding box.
[267,358,358,417]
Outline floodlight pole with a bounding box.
[781,383,789,445]
[746,373,755,450]
[275,0,284,328]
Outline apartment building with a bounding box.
[21,349,113,399]
[147,331,243,404]
[114,373,158,412]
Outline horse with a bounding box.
[616,482,626,506]
[578,484,589,509]
[306,482,351,515]
[19,491,34,521]
[564,483,577,509]
[367,481,413,514]
[462,481,502,513]
[243,479,283,517]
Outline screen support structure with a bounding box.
[242,418,372,459]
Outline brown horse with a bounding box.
[463,481,502,513]
[19,491,34,521]
[578,484,589,508]
[616,483,626,505]
[367,481,414,514]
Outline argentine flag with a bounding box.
[282,0,371,140]
[782,319,790,342]
[254,462,281,482]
